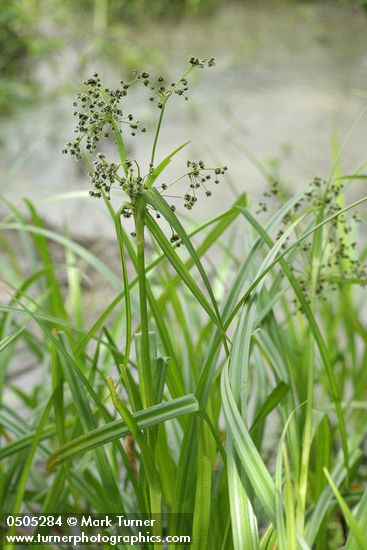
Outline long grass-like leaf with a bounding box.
[221,362,276,521]
[47,394,198,470]
[345,490,367,550]
[323,468,367,549]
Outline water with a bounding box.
[1,2,367,240]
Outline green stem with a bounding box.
[150,99,166,166]
[150,64,194,167]
[114,212,132,369]
[114,211,137,409]
[297,238,319,531]
[296,334,314,532]
[112,119,128,176]
[135,197,153,408]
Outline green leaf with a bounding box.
[306,447,363,545]
[143,188,225,332]
[47,394,198,470]
[0,326,25,353]
[146,141,190,188]
[345,489,367,550]
[145,213,219,326]
[0,223,120,288]
[227,439,260,549]
[55,334,123,512]
[221,362,276,522]
[323,468,367,550]
[4,395,53,549]
[192,423,212,549]
[250,382,290,435]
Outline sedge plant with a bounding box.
[1,57,367,550]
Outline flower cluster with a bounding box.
[89,153,120,198]
[120,161,144,202]
[158,160,227,211]
[135,71,189,107]
[189,56,216,68]
[133,56,216,108]
[62,72,144,160]
[183,161,227,210]
[258,175,366,306]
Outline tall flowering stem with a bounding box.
[63,56,225,520]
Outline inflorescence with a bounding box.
[62,73,144,161]
[63,57,226,237]
[133,56,216,107]
[183,161,227,210]
[257,176,366,306]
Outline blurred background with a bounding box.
[1,0,367,240]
